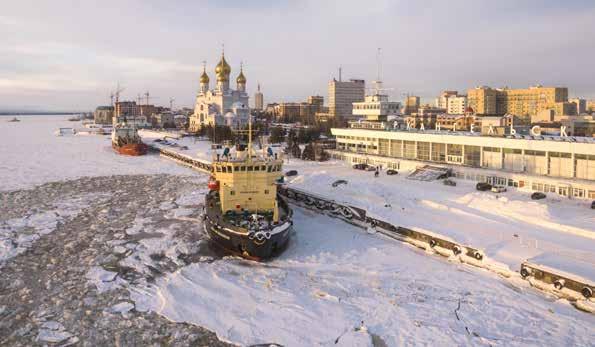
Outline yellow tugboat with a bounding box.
[203,119,293,260]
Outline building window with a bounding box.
[264,189,269,194]
[417,142,430,161]
[573,188,585,198]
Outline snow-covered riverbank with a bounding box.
[2,116,594,346]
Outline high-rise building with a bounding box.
[570,98,587,115]
[328,78,365,120]
[447,96,467,115]
[254,83,264,111]
[308,95,324,108]
[467,85,568,116]
[403,96,420,115]
[434,91,467,115]
[467,87,499,115]
[435,90,458,109]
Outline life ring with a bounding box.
[452,245,462,255]
[330,204,340,214]
[429,239,437,248]
[582,286,593,298]
[305,197,315,205]
[264,231,272,240]
[554,279,565,290]
[341,208,353,219]
[369,220,377,228]
[474,252,483,261]
[520,267,530,278]
[316,200,327,210]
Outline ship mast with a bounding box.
[247,113,252,163]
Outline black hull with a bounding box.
[203,192,293,260]
[203,219,291,260]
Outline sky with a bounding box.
[1,0,594,111]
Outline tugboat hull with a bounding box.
[112,142,148,156]
[203,192,292,260]
[203,218,292,260]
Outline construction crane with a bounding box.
[143,91,159,106]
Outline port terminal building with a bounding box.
[330,122,595,200]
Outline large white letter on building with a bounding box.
[510,125,516,135]
[530,125,542,136]
[560,126,568,137]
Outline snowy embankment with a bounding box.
[282,160,595,282]
[0,116,196,192]
[129,207,595,346]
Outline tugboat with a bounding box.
[111,122,148,156]
[203,120,293,260]
[7,117,20,122]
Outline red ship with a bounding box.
[111,125,148,156]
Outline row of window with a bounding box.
[215,164,281,173]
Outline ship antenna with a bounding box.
[248,113,252,163]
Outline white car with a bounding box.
[491,186,507,193]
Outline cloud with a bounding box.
[1,0,594,110]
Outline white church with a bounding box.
[188,51,250,132]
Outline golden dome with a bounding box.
[215,53,231,81]
[200,69,209,84]
[236,67,246,84]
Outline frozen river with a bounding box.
[1,116,594,346]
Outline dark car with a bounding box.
[285,170,298,177]
[365,166,377,172]
[591,201,595,209]
[332,180,348,187]
[153,138,163,142]
[443,179,456,186]
[476,182,492,191]
[386,169,398,175]
[352,163,367,170]
[531,192,546,200]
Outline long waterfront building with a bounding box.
[331,124,595,200]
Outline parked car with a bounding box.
[180,146,189,150]
[332,179,348,187]
[386,169,398,175]
[153,138,163,142]
[591,201,595,209]
[443,179,456,186]
[365,166,377,172]
[476,182,492,191]
[352,164,368,170]
[531,192,546,200]
[491,186,507,193]
[285,170,298,177]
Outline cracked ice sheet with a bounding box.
[131,208,595,346]
[0,193,110,266]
